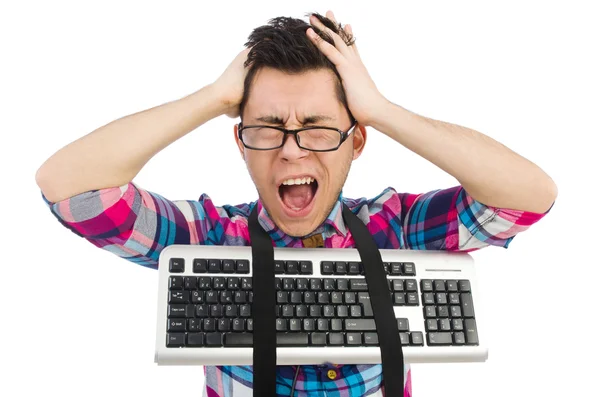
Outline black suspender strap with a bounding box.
[341,203,404,396]
[249,203,405,397]
[249,205,277,396]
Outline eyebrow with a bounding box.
[254,115,336,125]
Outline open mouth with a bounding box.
[278,176,319,215]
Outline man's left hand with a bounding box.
[307,10,387,128]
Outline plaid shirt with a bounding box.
[41,182,551,396]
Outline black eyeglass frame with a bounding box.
[237,119,357,152]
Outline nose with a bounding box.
[279,132,309,161]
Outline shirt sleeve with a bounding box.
[398,185,553,252]
[40,182,248,269]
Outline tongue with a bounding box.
[281,184,314,210]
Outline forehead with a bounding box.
[245,67,343,122]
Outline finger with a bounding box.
[309,14,351,56]
[326,10,337,25]
[306,27,346,66]
[343,24,359,56]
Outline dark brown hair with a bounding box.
[239,12,356,123]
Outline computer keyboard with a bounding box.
[154,244,487,366]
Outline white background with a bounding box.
[1,0,598,396]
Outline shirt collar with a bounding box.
[254,190,348,240]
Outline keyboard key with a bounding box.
[203,318,216,332]
[460,293,475,317]
[402,262,416,276]
[232,318,245,332]
[345,319,376,331]
[303,318,316,331]
[438,319,451,331]
[350,305,362,317]
[187,332,204,346]
[169,258,185,273]
[300,261,313,274]
[331,319,343,331]
[166,333,185,347]
[335,262,347,275]
[241,278,252,290]
[420,279,433,292]
[397,318,409,331]
[168,304,194,318]
[391,279,404,292]
[399,332,409,345]
[225,332,252,346]
[191,291,203,304]
[169,291,189,304]
[328,333,344,345]
[311,332,327,346]
[310,278,322,291]
[222,259,235,273]
[321,261,334,275]
[324,279,336,291]
[337,279,349,291]
[193,259,207,273]
[345,332,362,345]
[452,318,463,331]
[405,279,418,292]
[450,306,462,318]
[274,261,285,274]
[407,292,419,306]
[236,260,250,273]
[458,280,471,291]
[169,276,184,290]
[218,318,231,331]
[464,319,479,345]
[364,332,379,345]
[286,261,299,274]
[348,262,360,275]
[290,319,302,331]
[350,279,368,291]
[427,332,453,346]
[208,259,221,273]
[390,263,402,274]
[205,332,223,346]
[410,331,424,346]
[317,318,329,331]
[453,332,466,345]
[434,280,446,292]
[446,280,458,292]
[188,318,201,332]
[358,293,373,317]
[167,319,186,332]
[426,319,438,331]
[277,333,309,346]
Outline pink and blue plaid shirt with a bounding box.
[41,182,552,396]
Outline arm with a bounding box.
[368,102,557,214]
[35,49,250,203]
[394,186,551,251]
[37,48,253,268]
[306,12,557,214]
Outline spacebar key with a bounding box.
[277,333,309,346]
[224,333,253,347]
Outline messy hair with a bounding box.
[239,12,356,122]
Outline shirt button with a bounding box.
[327,369,337,380]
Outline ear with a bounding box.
[351,123,367,160]
[233,123,245,160]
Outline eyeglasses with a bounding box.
[237,120,357,152]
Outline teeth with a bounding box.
[282,177,314,186]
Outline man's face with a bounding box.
[235,67,366,237]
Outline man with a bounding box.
[36,10,557,397]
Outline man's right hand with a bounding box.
[212,48,252,119]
